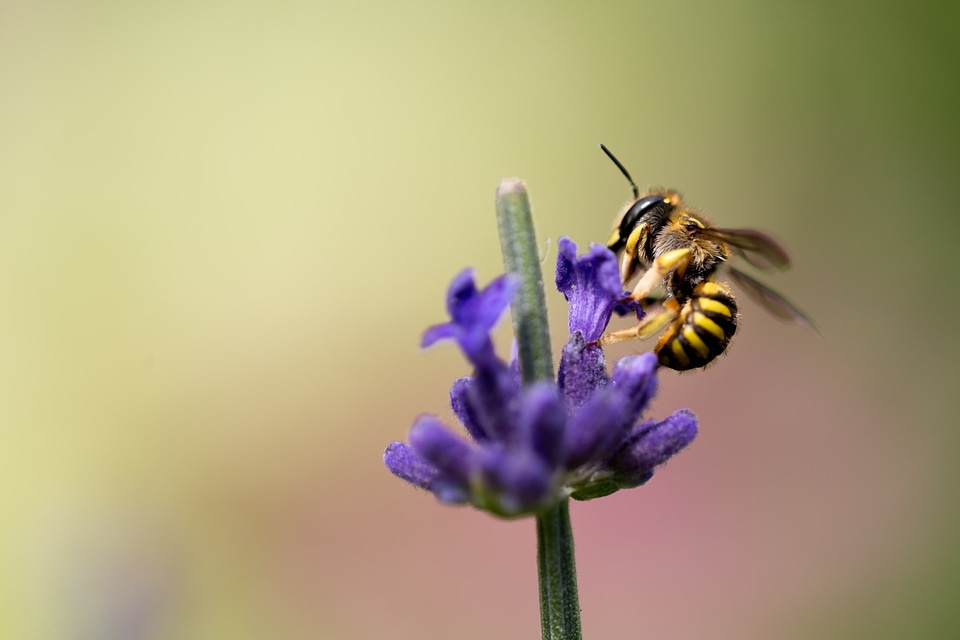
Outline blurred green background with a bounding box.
[2,0,958,638]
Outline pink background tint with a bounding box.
[2,1,958,638]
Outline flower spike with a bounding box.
[385,239,697,517]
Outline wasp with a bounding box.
[595,144,816,371]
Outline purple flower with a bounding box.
[384,238,697,517]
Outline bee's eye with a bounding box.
[627,195,668,219]
[636,195,668,212]
[621,195,670,233]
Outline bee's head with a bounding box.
[607,193,676,253]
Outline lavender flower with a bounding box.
[384,237,697,517]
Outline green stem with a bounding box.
[536,500,581,640]
[495,179,582,640]
[495,179,554,383]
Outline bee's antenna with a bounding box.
[599,143,639,200]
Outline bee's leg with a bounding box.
[619,224,649,284]
[638,291,667,305]
[597,299,681,345]
[627,248,691,301]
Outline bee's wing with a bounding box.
[726,266,820,333]
[698,227,791,271]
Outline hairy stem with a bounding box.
[495,179,554,383]
[495,179,581,640]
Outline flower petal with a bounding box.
[613,296,644,319]
[563,352,659,470]
[556,237,624,342]
[558,331,608,413]
[409,415,477,489]
[449,377,488,442]
[462,362,522,443]
[383,441,439,490]
[517,382,566,467]
[509,340,521,388]
[608,353,659,420]
[607,409,698,487]
[421,323,459,349]
[478,448,553,516]
[450,271,518,331]
[563,385,635,471]
[430,479,472,504]
[444,268,481,319]
[422,269,519,368]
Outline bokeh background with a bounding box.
[2,1,958,638]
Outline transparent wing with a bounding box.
[698,227,791,271]
[726,266,819,333]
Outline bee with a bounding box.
[596,144,816,371]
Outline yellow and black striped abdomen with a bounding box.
[655,282,739,371]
